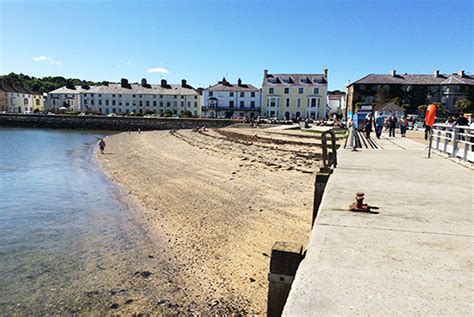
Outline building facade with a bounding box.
[347,70,474,115]
[0,81,44,113]
[262,69,328,120]
[327,93,346,118]
[47,78,202,116]
[202,78,261,119]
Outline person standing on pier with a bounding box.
[399,115,408,137]
[98,138,106,154]
[388,114,397,137]
[375,113,385,139]
[424,103,437,140]
[365,113,374,138]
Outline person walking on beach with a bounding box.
[388,114,397,137]
[399,115,408,137]
[375,113,384,139]
[98,138,106,154]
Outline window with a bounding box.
[98,108,102,113]
[229,92,234,97]
[240,101,244,108]
[36,99,40,106]
[240,92,244,97]
[139,101,143,106]
[229,100,234,108]
[181,95,184,99]
[119,94,122,97]
[91,99,95,105]
[167,102,170,107]
[284,88,289,94]
[194,101,197,108]
[160,95,163,98]
[194,96,197,99]
[126,102,129,106]
[209,92,213,97]
[173,101,177,107]
[139,95,142,98]
[106,100,109,106]
[286,98,290,107]
[181,101,184,107]
[84,100,88,105]
[153,101,157,107]
[269,88,274,94]
[251,92,255,97]
[133,95,136,98]
[250,101,255,108]
[297,98,301,107]
[270,98,276,107]
[99,100,102,105]
[98,94,102,97]
[160,101,163,107]
[313,88,319,94]
[174,95,177,99]
[310,98,317,107]
[112,100,116,106]
[187,101,191,107]
[84,94,87,97]
[153,95,156,98]
[298,88,304,94]
[112,94,115,97]
[146,101,150,106]
[53,100,56,105]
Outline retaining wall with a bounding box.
[0,114,238,131]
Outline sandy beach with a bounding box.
[97,126,335,314]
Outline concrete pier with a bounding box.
[283,135,474,315]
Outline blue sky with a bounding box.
[0,0,472,90]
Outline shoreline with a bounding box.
[96,127,324,313]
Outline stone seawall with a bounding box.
[0,114,238,131]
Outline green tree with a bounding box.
[375,86,389,109]
[455,99,473,113]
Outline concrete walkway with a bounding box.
[283,135,474,316]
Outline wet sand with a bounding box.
[97,126,334,314]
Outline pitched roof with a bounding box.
[49,83,199,95]
[0,81,41,95]
[205,81,259,92]
[263,73,327,86]
[379,101,406,113]
[349,73,474,86]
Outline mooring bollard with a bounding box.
[267,241,303,317]
[312,170,331,227]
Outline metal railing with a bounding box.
[428,123,474,163]
[321,129,337,169]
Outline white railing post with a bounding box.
[451,129,459,158]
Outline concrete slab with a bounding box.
[283,135,474,316]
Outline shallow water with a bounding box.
[0,128,168,314]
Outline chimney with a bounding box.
[181,79,187,87]
[237,78,242,86]
[391,70,397,77]
[434,69,439,78]
[161,79,167,88]
[141,78,147,87]
[324,68,328,78]
[120,78,129,88]
[264,69,268,78]
[458,70,465,78]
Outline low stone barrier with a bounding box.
[0,114,238,131]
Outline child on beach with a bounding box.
[98,138,106,154]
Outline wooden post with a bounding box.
[312,171,330,227]
[267,241,303,317]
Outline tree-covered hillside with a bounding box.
[0,72,102,94]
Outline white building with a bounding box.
[327,93,346,118]
[202,78,261,119]
[47,78,202,116]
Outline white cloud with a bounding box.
[146,67,169,74]
[33,55,62,66]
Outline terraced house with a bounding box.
[262,69,328,120]
[347,69,474,114]
[0,81,44,113]
[202,78,261,119]
[47,78,201,116]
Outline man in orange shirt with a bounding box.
[424,104,437,140]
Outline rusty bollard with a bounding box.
[350,192,370,212]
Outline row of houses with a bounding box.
[1,68,471,119]
[43,69,332,120]
[0,81,44,113]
